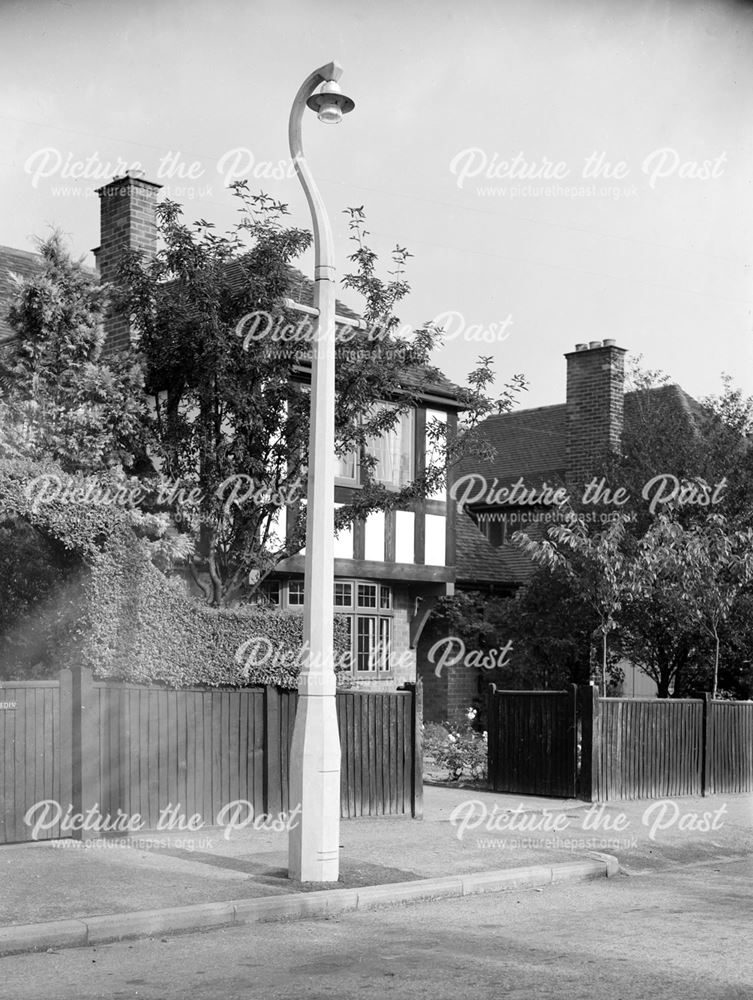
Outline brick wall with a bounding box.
[416,615,449,722]
[445,659,480,723]
[94,171,161,354]
[565,340,627,493]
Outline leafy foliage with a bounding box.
[0,232,149,471]
[498,363,753,697]
[631,514,753,697]
[0,456,350,685]
[512,513,638,695]
[119,191,526,606]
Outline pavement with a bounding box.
[0,784,750,957]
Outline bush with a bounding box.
[430,709,488,783]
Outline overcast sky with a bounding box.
[1,0,751,409]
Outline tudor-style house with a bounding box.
[0,170,462,691]
[419,339,714,717]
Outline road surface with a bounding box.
[1,855,751,999]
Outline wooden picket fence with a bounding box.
[0,669,423,845]
[488,684,753,802]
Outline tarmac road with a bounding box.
[1,855,750,1000]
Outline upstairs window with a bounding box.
[336,406,416,490]
[366,405,415,489]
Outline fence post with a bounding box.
[411,680,424,819]
[71,665,98,841]
[578,684,600,802]
[486,683,497,792]
[701,692,712,797]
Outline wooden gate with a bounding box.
[486,685,578,797]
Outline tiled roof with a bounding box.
[623,382,709,438]
[453,384,708,588]
[456,404,567,487]
[455,507,534,586]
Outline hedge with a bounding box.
[84,530,352,687]
[0,458,351,687]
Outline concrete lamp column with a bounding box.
[287,62,354,882]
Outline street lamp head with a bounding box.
[306,80,355,124]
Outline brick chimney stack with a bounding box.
[565,339,627,490]
[93,170,161,353]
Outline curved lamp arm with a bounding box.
[288,62,343,272]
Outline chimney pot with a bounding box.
[112,169,146,182]
[603,338,617,347]
[575,343,588,352]
[589,340,602,350]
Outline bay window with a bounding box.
[263,578,393,675]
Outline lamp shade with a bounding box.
[306,80,355,124]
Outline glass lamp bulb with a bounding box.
[317,100,343,125]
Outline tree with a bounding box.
[481,362,753,697]
[120,189,525,606]
[635,514,753,698]
[512,514,638,695]
[613,578,705,698]
[0,235,184,677]
[699,375,753,526]
[0,231,149,471]
[499,566,605,689]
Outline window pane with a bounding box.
[335,448,358,482]
[378,618,391,672]
[356,616,377,671]
[379,585,391,610]
[288,581,305,606]
[337,615,353,671]
[357,583,377,608]
[367,407,414,488]
[334,581,353,607]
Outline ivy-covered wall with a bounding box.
[84,531,351,688]
[0,459,350,687]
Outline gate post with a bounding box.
[569,684,578,798]
[486,683,497,792]
[411,679,424,819]
[578,684,600,802]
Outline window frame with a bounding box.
[335,405,418,491]
[276,577,394,676]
